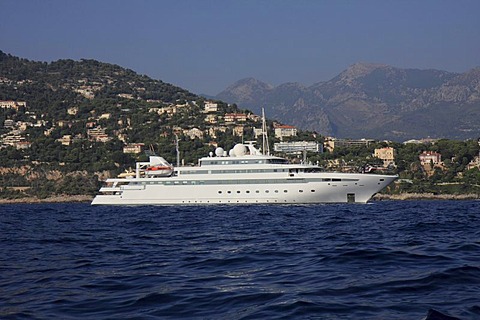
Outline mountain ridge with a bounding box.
[216,63,480,141]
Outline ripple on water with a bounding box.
[0,201,479,319]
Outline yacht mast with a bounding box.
[175,134,180,167]
[261,108,270,156]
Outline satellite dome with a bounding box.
[233,144,247,157]
[215,147,224,157]
[228,149,235,157]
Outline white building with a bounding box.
[274,141,322,154]
[274,125,297,141]
[204,102,218,113]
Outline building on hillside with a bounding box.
[253,128,263,138]
[248,114,261,122]
[403,138,438,145]
[99,113,111,120]
[15,141,31,149]
[324,137,375,152]
[208,126,228,139]
[467,156,480,170]
[4,119,15,128]
[123,143,145,154]
[57,120,72,128]
[57,135,73,146]
[274,141,323,154]
[67,107,79,115]
[204,114,217,124]
[86,121,96,129]
[87,127,110,142]
[274,125,297,141]
[0,100,26,110]
[2,132,25,147]
[374,147,396,167]
[184,128,204,140]
[233,126,244,137]
[419,151,442,165]
[224,113,247,123]
[204,102,218,113]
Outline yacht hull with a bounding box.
[91,173,397,205]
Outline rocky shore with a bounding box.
[0,193,479,204]
[373,193,479,201]
[0,195,93,204]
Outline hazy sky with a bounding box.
[1,0,479,95]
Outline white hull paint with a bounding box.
[92,171,397,205]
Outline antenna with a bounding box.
[175,134,180,167]
[261,108,270,155]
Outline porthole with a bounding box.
[299,190,304,193]
[274,190,279,193]
[218,191,222,194]
[265,190,270,193]
[237,190,241,194]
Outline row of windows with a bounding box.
[131,179,307,186]
[180,168,289,175]
[201,159,289,166]
[218,189,316,194]
[129,178,359,186]
[201,159,266,165]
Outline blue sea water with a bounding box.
[0,201,479,319]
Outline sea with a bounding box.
[0,201,479,320]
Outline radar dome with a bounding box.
[233,144,247,157]
[215,147,224,157]
[228,149,235,157]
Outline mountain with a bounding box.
[216,63,480,140]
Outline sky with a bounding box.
[1,0,480,95]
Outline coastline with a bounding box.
[0,195,93,204]
[0,193,479,204]
[372,193,479,201]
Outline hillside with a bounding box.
[217,63,480,141]
[0,50,197,114]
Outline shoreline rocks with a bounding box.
[373,193,479,201]
[0,193,479,204]
[0,195,93,204]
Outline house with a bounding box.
[123,143,145,154]
[87,127,110,142]
[208,126,228,138]
[4,119,15,128]
[15,141,31,149]
[274,125,297,141]
[204,114,217,124]
[57,135,73,146]
[419,151,442,165]
[224,113,247,123]
[67,107,79,115]
[0,100,26,110]
[233,126,244,137]
[184,128,204,140]
[374,147,396,167]
[253,128,263,138]
[324,137,375,152]
[204,102,218,113]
